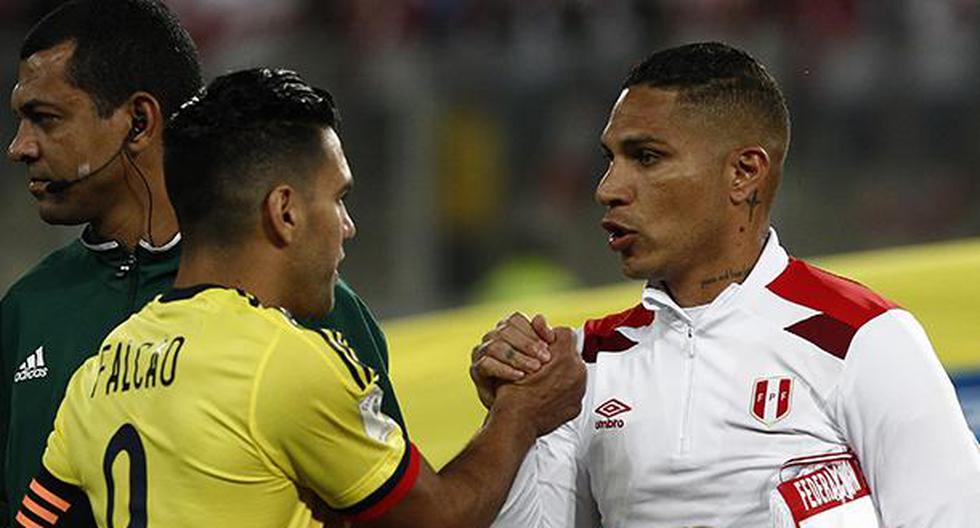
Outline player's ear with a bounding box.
[728,146,771,205]
[263,184,302,247]
[123,92,163,155]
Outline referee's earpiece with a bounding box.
[129,112,148,142]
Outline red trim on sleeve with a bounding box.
[767,258,898,358]
[582,304,654,363]
[348,443,422,522]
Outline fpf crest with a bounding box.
[751,376,793,426]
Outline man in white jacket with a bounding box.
[472,42,980,527]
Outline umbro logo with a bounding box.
[14,346,49,383]
[594,398,632,430]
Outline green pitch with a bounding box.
[385,238,980,467]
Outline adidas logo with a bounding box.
[14,346,49,383]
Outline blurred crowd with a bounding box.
[2,0,978,316]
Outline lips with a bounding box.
[332,250,346,278]
[601,218,638,253]
[27,178,52,195]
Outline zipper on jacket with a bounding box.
[679,324,696,454]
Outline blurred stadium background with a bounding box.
[1,1,977,462]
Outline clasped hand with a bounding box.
[471,313,586,436]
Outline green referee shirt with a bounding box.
[0,230,403,524]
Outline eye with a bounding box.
[337,186,353,206]
[636,149,661,167]
[26,112,59,128]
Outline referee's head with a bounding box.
[164,68,356,317]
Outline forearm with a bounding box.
[363,404,536,528]
[435,405,536,527]
[359,327,585,527]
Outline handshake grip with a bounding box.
[508,327,587,436]
[473,313,587,438]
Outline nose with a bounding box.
[595,162,631,208]
[341,204,356,240]
[8,121,39,163]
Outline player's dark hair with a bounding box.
[623,42,790,151]
[164,68,340,245]
[20,0,203,119]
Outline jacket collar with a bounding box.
[80,225,181,261]
[640,227,789,321]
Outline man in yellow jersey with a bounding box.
[14,68,586,528]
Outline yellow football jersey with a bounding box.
[39,285,419,527]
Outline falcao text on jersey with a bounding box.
[90,336,184,396]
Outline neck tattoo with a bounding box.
[700,267,751,289]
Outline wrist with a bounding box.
[486,395,537,447]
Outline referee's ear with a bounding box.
[263,184,302,247]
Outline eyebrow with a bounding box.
[13,98,56,116]
[600,134,670,153]
[619,134,670,148]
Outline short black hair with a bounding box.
[164,68,340,245]
[623,42,790,154]
[20,0,203,119]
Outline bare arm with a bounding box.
[358,328,585,528]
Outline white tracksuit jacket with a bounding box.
[494,230,980,527]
